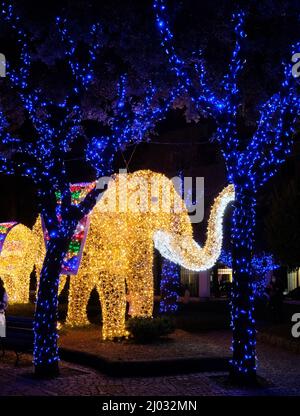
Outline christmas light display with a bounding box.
[85,75,182,178]
[0,222,37,303]
[154,184,235,270]
[0,2,181,375]
[6,171,233,339]
[154,0,300,381]
[159,259,180,314]
[0,2,102,373]
[63,171,233,338]
[251,254,279,297]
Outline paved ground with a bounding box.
[59,328,230,361]
[0,331,299,396]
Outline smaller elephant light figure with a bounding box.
[0,222,37,303]
[59,170,235,339]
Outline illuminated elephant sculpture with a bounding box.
[0,222,38,303]
[33,170,235,339]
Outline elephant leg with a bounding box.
[96,272,127,339]
[65,272,93,327]
[2,273,27,304]
[59,275,67,296]
[127,249,154,318]
[34,262,43,299]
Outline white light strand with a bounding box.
[154,184,235,271]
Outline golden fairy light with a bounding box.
[63,170,234,339]
[153,183,235,271]
[0,223,38,303]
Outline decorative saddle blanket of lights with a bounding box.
[42,182,96,275]
[0,222,18,253]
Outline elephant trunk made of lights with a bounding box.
[31,170,235,339]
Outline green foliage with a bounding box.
[126,316,175,343]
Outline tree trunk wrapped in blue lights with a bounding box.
[34,237,69,376]
[159,259,180,314]
[154,0,300,384]
[0,3,182,377]
[230,187,256,382]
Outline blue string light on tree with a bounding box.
[219,250,279,298]
[154,0,300,382]
[159,259,180,314]
[0,2,110,374]
[0,2,182,376]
